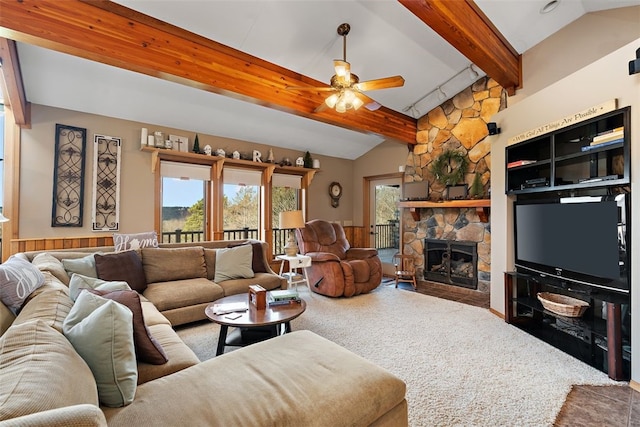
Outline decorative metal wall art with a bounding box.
[92,134,122,231]
[52,124,87,227]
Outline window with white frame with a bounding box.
[160,161,210,243]
[223,167,262,240]
[272,173,302,255]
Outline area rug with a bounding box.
[176,285,618,426]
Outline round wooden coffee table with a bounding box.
[205,293,306,356]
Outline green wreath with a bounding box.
[430,150,469,186]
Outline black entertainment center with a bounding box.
[504,106,631,380]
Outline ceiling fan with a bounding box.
[287,23,404,113]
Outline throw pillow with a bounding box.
[0,319,99,419]
[213,244,255,283]
[227,241,269,273]
[113,231,159,252]
[31,253,71,285]
[62,291,137,408]
[89,289,168,365]
[0,256,46,315]
[94,250,147,293]
[141,247,207,284]
[68,273,131,302]
[62,253,99,278]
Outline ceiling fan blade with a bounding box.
[286,86,336,92]
[354,92,382,111]
[354,75,404,92]
[314,102,329,113]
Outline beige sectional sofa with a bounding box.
[0,240,408,426]
[19,240,286,326]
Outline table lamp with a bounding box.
[279,210,305,256]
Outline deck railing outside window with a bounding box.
[161,223,398,254]
[162,228,259,244]
[375,221,399,249]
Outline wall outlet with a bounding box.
[343,220,353,226]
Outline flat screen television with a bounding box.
[514,194,629,294]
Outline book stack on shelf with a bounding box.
[582,127,624,152]
[268,289,301,306]
[507,160,536,169]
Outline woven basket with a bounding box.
[537,292,589,318]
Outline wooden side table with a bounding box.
[276,254,312,293]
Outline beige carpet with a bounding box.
[176,285,618,426]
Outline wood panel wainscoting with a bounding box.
[10,236,115,257]
[9,227,366,262]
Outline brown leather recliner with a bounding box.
[295,219,382,297]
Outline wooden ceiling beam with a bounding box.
[399,0,521,96]
[0,37,30,127]
[0,0,416,144]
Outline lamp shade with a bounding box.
[279,210,305,229]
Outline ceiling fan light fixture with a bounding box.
[335,61,348,77]
[351,96,364,110]
[325,93,340,108]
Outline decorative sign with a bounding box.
[92,134,122,231]
[52,124,87,227]
[508,99,617,145]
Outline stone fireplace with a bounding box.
[398,76,504,295]
[402,206,490,293]
[424,239,478,289]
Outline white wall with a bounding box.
[490,39,640,383]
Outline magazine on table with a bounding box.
[210,301,248,315]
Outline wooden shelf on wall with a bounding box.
[398,199,491,222]
[140,146,318,184]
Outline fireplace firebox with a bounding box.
[424,239,478,289]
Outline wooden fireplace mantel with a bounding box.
[398,199,491,222]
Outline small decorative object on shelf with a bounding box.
[192,134,200,154]
[445,184,468,200]
[232,150,240,159]
[281,157,292,166]
[303,151,313,168]
[203,145,212,155]
[266,148,275,163]
[140,128,148,147]
[469,172,484,198]
[164,139,173,149]
[154,131,164,148]
[431,149,469,186]
[295,157,304,167]
[215,148,225,157]
[253,150,262,162]
[313,158,320,169]
[248,284,267,310]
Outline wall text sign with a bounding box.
[508,99,617,145]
